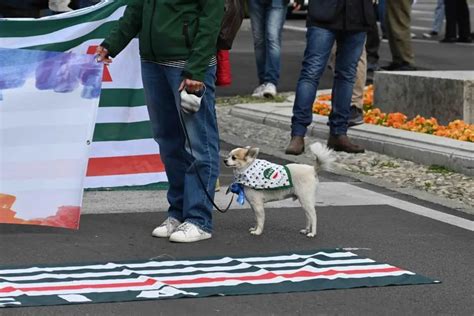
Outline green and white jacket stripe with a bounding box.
[234,159,293,190]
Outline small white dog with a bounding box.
[224,142,334,237]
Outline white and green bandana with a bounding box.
[234,159,293,190]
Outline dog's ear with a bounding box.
[246,147,259,159]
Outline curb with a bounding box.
[229,102,474,176]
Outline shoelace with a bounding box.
[175,222,193,233]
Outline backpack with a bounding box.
[217,0,245,50]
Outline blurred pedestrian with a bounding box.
[248,0,288,98]
[423,0,444,39]
[285,0,375,155]
[383,0,416,70]
[441,0,472,43]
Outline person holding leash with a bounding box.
[97,0,224,243]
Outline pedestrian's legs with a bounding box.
[351,47,366,111]
[141,62,186,222]
[329,32,367,136]
[142,62,219,233]
[263,0,287,86]
[457,0,472,39]
[443,0,457,39]
[378,0,387,36]
[366,18,380,69]
[329,41,366,111]
[385,0,415,66]
[249,0,267,85]
[290,26,336,137]
[163,66,219,233]
[432,0,445,33]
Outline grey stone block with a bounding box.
[374,71,474,125]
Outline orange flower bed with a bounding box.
[313,85,474,142]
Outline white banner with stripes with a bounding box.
[0,0,167,189]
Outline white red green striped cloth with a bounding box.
[0,249,436,308]
[0,0,167,189]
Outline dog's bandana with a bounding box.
[233,159,293,190]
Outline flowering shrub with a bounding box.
[313,85,474,142]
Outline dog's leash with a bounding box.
[177,89,235,213]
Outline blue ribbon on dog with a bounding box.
[228,183,245,205]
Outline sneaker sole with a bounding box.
[151,232,171,238]
[169,234,212,243]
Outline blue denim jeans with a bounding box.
[141,62,219,233]
[291,26,366,137]
[248,0,287,86]
[432,0,445,33]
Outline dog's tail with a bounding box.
[309,142,334,173]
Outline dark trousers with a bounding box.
[366,17,380,66]
[444,0,471,39]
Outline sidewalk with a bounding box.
[216,97,474,214]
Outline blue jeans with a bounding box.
[248,0,287,86]
[432,0,445,33]
[291,26,366,137]
[378,0,386,34]
[141,62,219,233]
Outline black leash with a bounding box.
[176,96,234,213]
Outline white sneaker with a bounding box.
[251,84,266,97]
[262,82,277,98]
[151,217,182,238]
[169,222,212,243]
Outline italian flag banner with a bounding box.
[0,0,167,190]
[0,249,437,308]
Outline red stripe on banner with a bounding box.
[163,272,280,285]
[86,154,165,176]
[278,267,402,278]
[162,267,403,285]
[0,278,157,293]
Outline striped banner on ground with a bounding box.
[0,0,167,189]
[0,249,437,308]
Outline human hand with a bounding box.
[95,46,113,64]
[179,78,204,93]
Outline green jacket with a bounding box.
[102,0,225,82]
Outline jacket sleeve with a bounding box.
[101,0,144,58]
[183,0,225,82]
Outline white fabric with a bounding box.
[234,159,292,190]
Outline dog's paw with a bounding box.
[306,232,316,238]
[250,228,263,235]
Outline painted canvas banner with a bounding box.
[0,1,167,189]
[0,249,438,308]
[0,48,103,229]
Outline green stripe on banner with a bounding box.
[85,182,169,191]
[23,22,116,52]
[99,89,146,107]
[93,121,153,142]
[0,1,125,37]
